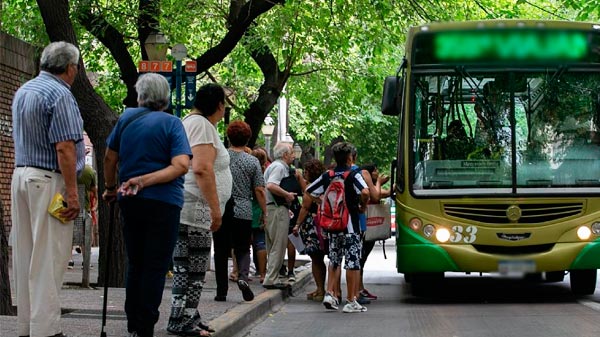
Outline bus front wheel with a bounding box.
[570,269,597,295]
[545,271,565,283]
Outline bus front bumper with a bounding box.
[396,225,600,273]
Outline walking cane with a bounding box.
[100,202,115,337]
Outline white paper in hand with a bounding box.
[288,233,305,253]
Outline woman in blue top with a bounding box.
[103,73,192,337]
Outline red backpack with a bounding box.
[319,170,354,233]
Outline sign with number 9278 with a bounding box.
[449,225,478,243]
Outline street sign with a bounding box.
[161,61,173,72]
[150,61,161,72]
[185,60,197,73]
[172,44,187,61]
[138,61,150,72]
[185,72,196,108]
[138,53,196,116]
[138,60,173,72]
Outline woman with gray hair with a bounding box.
[103,73,192,337]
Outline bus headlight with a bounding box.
[577,226,592,240]
[409,218,422,231]
[591,222,600,235]
[423,224,435,237]
[436,228,451,243]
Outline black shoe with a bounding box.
[238,280,254,301]
[48,333,69,337]
[278,265,287,277]
[263,283,288,290]
[214,295,226,302]
[167,326,211,336]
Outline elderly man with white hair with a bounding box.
[262,142,299,289]
[11,41,85,337]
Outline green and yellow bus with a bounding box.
[382,20,600,295]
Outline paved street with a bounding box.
[244,239,600,337]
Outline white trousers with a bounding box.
[10,167,73,337]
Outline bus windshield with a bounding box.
[411,70,600,196]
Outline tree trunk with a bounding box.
[245,82,286,147]
[323,136,345,167]
[243,31,289,147]
[37,0,126,287]
[0,201,15,315]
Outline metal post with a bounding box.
[82,215,91,288]
[171,43,187,118]
[175,59,182,118]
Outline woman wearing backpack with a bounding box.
[294,142,370,313]
[292,159,327,301]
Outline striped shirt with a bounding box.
[305,167,368,233]
[12,71,85,173]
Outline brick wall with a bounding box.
[0,32,38,234]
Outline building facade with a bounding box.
[0,32,39,234]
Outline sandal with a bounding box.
[197,322,215,333]
[306,290,318,300]
[228,273,238,282]
[311,292,325,302]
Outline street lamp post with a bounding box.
[142,33,196,118]
[262,116,275,158]
[293,143,302,168]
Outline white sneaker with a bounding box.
[322,292,339,310]
[343,299,367,313]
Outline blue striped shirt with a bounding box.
[12,71,85,173]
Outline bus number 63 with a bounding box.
[450,225,478,243]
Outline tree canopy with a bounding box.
[2,0,596,168]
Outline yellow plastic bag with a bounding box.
[47,193,69,223]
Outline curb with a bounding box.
[209,266,312,337]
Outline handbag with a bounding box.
[364,203,392,241]
[273,167,302,206]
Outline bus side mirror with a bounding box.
[382,76,403,116]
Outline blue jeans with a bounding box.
[120,198,180,337]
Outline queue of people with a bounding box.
[9,41,390,337]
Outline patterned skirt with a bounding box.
[299,214,328,255]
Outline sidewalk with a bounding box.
[0,248,313,337]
